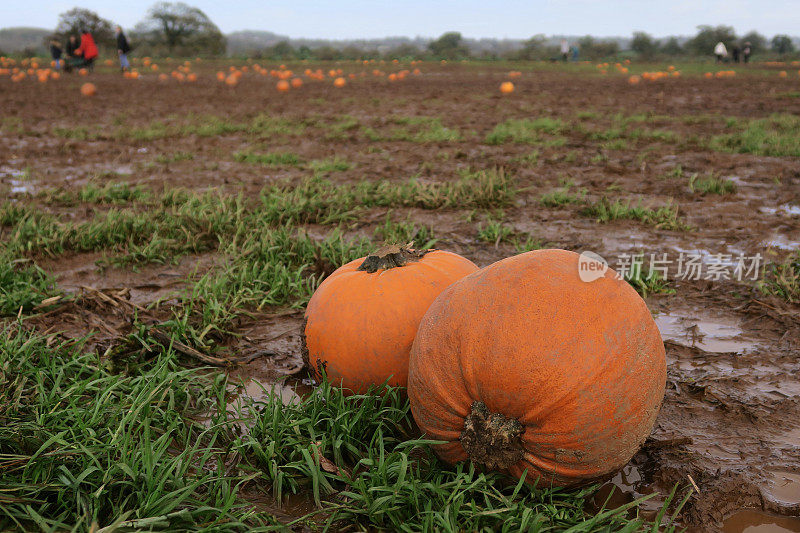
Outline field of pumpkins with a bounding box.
[1,55,800,532]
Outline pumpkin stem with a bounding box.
[356,243,429,273]
[460,401,525,470]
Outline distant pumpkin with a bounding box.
[333,76,346,88]
[80,82,96,96]
[500,81,514,94]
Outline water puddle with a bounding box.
[587,465,662,519]
[10,179,33,194]
[655,313,756,354]
[669,245,742,267]
[238,486,317,523]
[723,510,800,532]
[760,205,800,217]
[1,166,34,194]
[764,236,800,252]
[233,378,304,405]
[0,166,28,179]
[763,471,800,510]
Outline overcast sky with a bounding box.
[2,0,799,39]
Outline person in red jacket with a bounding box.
[73,28,99,70]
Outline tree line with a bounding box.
[27,4,800,60]
[51,2,225,57]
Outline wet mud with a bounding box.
[2,63,799,530]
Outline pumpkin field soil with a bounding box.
[2,63,800,531]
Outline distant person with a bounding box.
[64,35,79,71]
[73,28,99,70]
[50,39,63,70]
[116,26,131,73]
[560,39,569,61]
[731,44,740,63]
[742,42,752,63]
[714,41,727,63]
[570,45,579,61]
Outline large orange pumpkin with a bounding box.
[408,249,666,487]
[303,245,478,394]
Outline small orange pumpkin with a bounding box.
[303,245,478,394]
[290,77,303,88]
[408,249,666,487]
[276,79,290,92]
[499,81,514,94]
[80,82,96,96]
[333,76,346,88]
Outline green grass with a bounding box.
[759,251,800,303]
[309,156,351,174]
[583,198,691,231]
[234,151,304,167]
[622,256,676,297]
[486,118,565,145]
[368,116,462,143]
[511,150,540,166]
[322,115,360,141]
[51,114,307,143]
[477,219,514,245]
[540,180,586,207]
[0,257,58,315]
[239,377,691,531]
[0,326,280,531]
[41,181,152,206]
[259,168,515,226]
[709,113,800,157]
[0,330,690,531]
[688,174,737,195]
[0,169,512,347]
[374,217,437,249]
[514,235,547,253]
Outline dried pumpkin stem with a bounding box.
[460,401,524,470]
[357,243,429,273]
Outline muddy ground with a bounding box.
[2,61,800,532]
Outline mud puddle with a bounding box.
[1,166,35,194]
[238,485,318,524]
[760,205,800,218]
[722,510,800,532]
[228,374,310,406]
[655,312,756,354]
[763,235,800,252]
[763,470,800,513]
[587,464,664,519]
